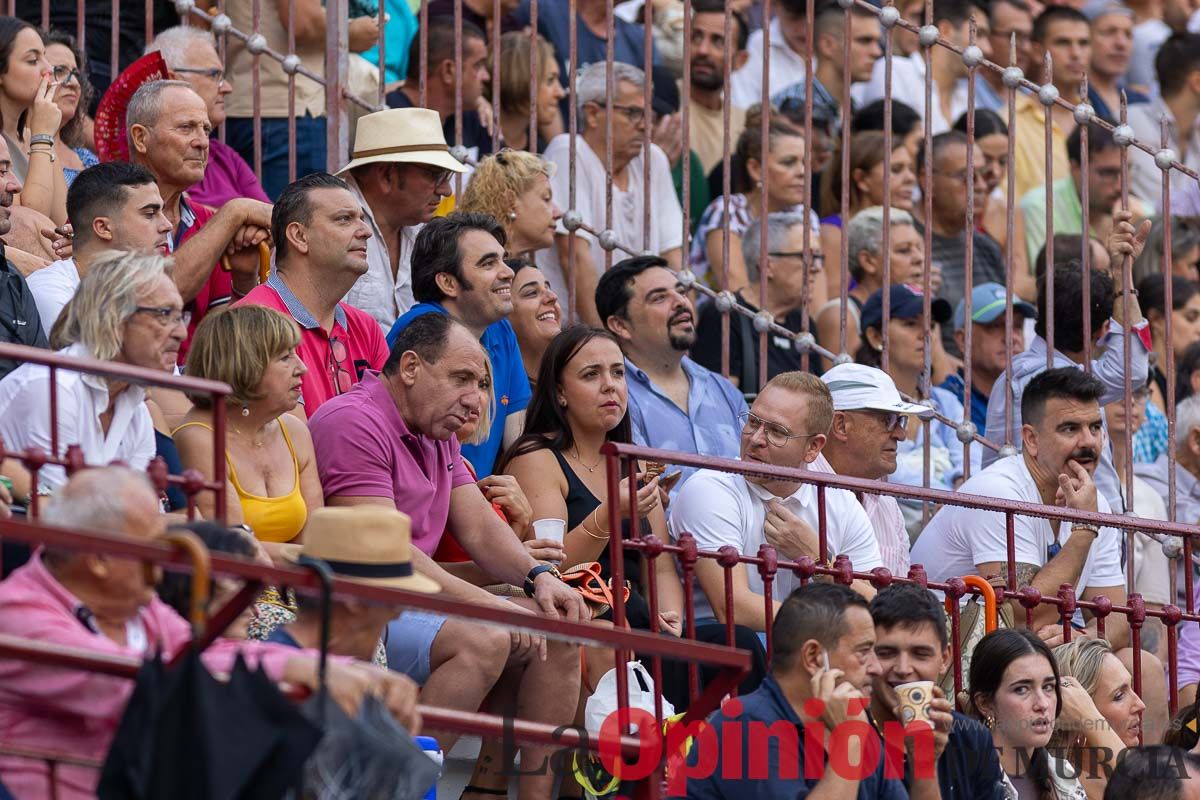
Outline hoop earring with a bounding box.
[241,405,250,417]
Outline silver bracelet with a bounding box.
[28,134,54,147]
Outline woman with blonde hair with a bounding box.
[496,30,565,153]
[1052,637,1146,799]
[173,305,322,554]
[459,149,563,259]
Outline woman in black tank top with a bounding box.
[497,326,684,632]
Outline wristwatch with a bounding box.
[523,563,562,598]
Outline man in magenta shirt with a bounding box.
[0,467,420,800]
[235,173,389,416]
[308,312,587,798]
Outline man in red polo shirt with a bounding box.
[127,79,271,361]
[235,172,389,416]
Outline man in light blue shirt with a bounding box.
[595,256,747,497]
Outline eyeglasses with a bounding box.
[173,66,226,83]
[416,164,454,188]
[609,103,647,125]
[328,336,352,395]
[134,306,190,328]
[50,65,80,84]
[860,410,909,432]
[739,412,815,448]
[770,251,826,271]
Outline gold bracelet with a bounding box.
[581,507,610,540]
[28,147,55,162]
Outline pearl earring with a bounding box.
[508,211,517,220]
[241,405,250,417]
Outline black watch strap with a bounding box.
[523,564,560,597]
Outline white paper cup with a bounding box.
[532,518,567,564]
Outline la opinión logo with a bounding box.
[594,696,938,795]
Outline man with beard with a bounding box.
[1021,121,1151,267]
[596,256,747,498]
[385,213,527,478]
[687,0,750,177]
[913,368,1131,648]
[0,136,48,381]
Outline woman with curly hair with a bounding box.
[458,148,562,259]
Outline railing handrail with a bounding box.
[603,442,1200,540]
[0,342,231,398]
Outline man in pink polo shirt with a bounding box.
[235,173,389,416]
[309,312,588,798]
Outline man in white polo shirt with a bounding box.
[911,366,1129,647]
[668,371,883,636]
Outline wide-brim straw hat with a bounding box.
[277,506,439,594]
[337,107,468,175]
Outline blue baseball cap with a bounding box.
[953,283,1038,331]
[860,284,952,334]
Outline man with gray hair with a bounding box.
[691,211,822,389]
[146,27,269,208]
[126,79,272,359]
[0,466,421,799]
[537,60,684,326]
[0,251,182,497]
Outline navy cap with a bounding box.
[860,284,953,333]
[953,282,1038,331]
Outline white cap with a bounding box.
[820,363,934,418]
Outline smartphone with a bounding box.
[820,649,831,672]
[660,470,684,491]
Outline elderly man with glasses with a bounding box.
[668,371,883,638]
[147,26,270,208]
[807,363,936,576]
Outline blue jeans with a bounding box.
[225,114,328,201]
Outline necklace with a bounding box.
[570,445,603,473]
[229,424,268,449]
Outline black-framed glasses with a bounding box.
[328,336,352,395]
[609,103,647,125]
[50,65,80,84]
[738,412,815,448]
[133,306,190,328]
[770,251,826,270]
[173,66,226,82]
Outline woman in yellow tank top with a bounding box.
[173,306,323,554]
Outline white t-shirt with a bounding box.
[25,258,79,338]
[537,134,684,302]
[668,466,883,622]
[910,454,1125,597]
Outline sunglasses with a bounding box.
[328,336,351,395]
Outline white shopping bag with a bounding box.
[583,660,675,738]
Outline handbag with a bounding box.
[560,562,631,620]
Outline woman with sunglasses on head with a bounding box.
[173,306,323,559]
[856,284,972,536]
[969,628,1087,800]
[42,30,96,188]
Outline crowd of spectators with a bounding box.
[0,0,1199,795]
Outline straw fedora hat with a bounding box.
[338,107,468,175]
[278,506,439,594]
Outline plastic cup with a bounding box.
[532,518,567,564]
[894,680,936,727]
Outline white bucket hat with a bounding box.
[337,107,468,175]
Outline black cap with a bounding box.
[860,284,953,333]
[651,65,680,118]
